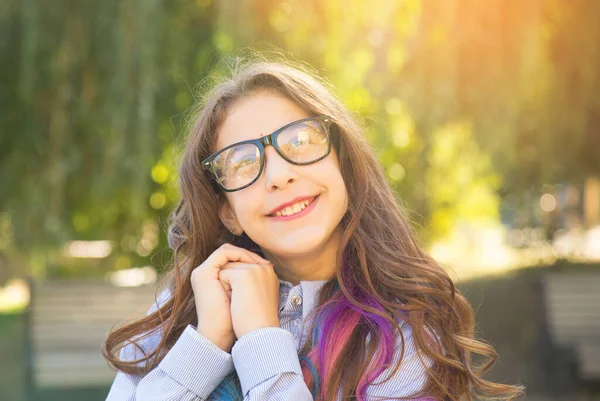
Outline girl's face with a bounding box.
[216,90,348,260]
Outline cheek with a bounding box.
[319,163,348,210]
[230,192,262,224]
[335,176,349,210]
[325,158,346,192]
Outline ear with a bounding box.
[218,197,244,236]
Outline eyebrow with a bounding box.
[217,121,286,151]
[217,136,261,153]
[215,115,315,153]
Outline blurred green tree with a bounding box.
[0,0,217,281]
[1,0,599,281]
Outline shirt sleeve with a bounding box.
[105,288,235,401]
[231,321,434,401]
[231,327,314,401]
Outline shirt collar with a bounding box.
[277,278,332,321]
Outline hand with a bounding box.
[218,260,281,339]
[190,243,272,352]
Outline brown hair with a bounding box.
[102,51,524,401]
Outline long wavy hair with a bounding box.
[102,52,524,401]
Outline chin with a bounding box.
[265,229,331,256]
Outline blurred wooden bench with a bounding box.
[542,272,600,384]
[25,278,158,400]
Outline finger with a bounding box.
[220,276,232,294]
[243,249,272,265]
[222,243,271,265]
[218,262,260,282]
[220,261,271,271]
[218,268,235,288]
[218,262,274,287]
[219,243,272,266]
[200,244,269,275]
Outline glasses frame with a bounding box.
[202,115,334,192]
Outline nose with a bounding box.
[263,146,298,191]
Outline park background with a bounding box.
[1,0,600,400]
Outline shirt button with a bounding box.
[291,295,303,306]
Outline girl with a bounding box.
[103,54,524,401]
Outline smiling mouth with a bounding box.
[268,196,318,217]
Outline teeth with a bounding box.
[274,198,313,217]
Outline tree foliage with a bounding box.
[1,0,598,279]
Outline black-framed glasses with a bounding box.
[202,115,334,192]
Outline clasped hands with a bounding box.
[191,243,281,352]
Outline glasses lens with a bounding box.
[212,143,261,190]
[276,119,330,163]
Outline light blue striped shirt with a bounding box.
[106,279,432,400]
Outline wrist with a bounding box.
[237,321,281,339]
[196,328,234,353]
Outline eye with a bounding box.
[231,157,257,177]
